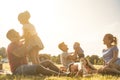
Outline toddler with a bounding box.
[18,11,44,64]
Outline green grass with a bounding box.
[0,63,120,80]
[0,74,120,80]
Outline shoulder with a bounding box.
[112,45,119,51]
[7,43,15,53]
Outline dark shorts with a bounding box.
[13,64,38,75]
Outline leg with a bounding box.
[29,52,37,64]
[34,47,40,64]
[110,63,120,71]
[29,49,39,64]
[98,66,120,75]
[36,64,67,76]
[36,51,40,64]
[40,60,62,73]
[104,68,120,74]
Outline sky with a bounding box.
[0,0,120,57]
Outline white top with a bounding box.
[22,23,37,39]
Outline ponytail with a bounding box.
[113,37,117,45]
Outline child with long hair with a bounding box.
[18,11,44,64]
[68,57,97,77]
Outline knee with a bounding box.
[97,68,103,73]
[44,60,53,64]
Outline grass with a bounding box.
[0,63,120,80]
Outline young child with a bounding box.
[18,11,44,64]
[73,42,84,61]
[68,57,97,77]
[80,58,97,76]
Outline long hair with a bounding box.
[104,33,117,45]
[81,58,97,70]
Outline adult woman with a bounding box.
[98,33,120,74]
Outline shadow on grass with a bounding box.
[0,74,46,80]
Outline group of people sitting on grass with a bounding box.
[6,11,120,77]
[58,34,120,77]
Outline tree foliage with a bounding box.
[0,47,7,58]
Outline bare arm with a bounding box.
[108,50,118,65]
[67,52,77,60]
[75,69,83,77]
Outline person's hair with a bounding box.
[18,11,30,21]
[104,33,117,45]
[74,42,80,46]
[6,29,17,41]
[80,58,97,70]
[58,42,64,50]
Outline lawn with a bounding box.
[0,63,120,80]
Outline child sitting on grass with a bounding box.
[68,57,97,77]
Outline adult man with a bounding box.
[58,42,77,69]
[6,29,66,76]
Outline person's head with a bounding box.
[18,11,30,24]
[103,33,117,46]
[6,29,20,42]
[58,42,68,52]
[73,42,80,50]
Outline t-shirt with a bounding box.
[7,42,27,73]
[60,52,74,68]
[22,23,37,40]
[102,46,120,65]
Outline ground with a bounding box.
[0,63,120,80]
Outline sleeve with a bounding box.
[112,46,119,52]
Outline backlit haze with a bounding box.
[0,0,120,57]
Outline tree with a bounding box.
[89,55,99,65]
[39,54,51,61]
[51,55,61,64]
[0,47,7,58]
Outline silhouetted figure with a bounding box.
[68,57,97,77]
[6,29,67,76]
[73,42,84,61]
[58,42,77,70]
[98,33,120,75]
[18,11,44,64]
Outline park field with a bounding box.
[0,63,120,80]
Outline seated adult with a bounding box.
[6,29,67,76]
[58,42,77,71]
[98,33,120,75]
